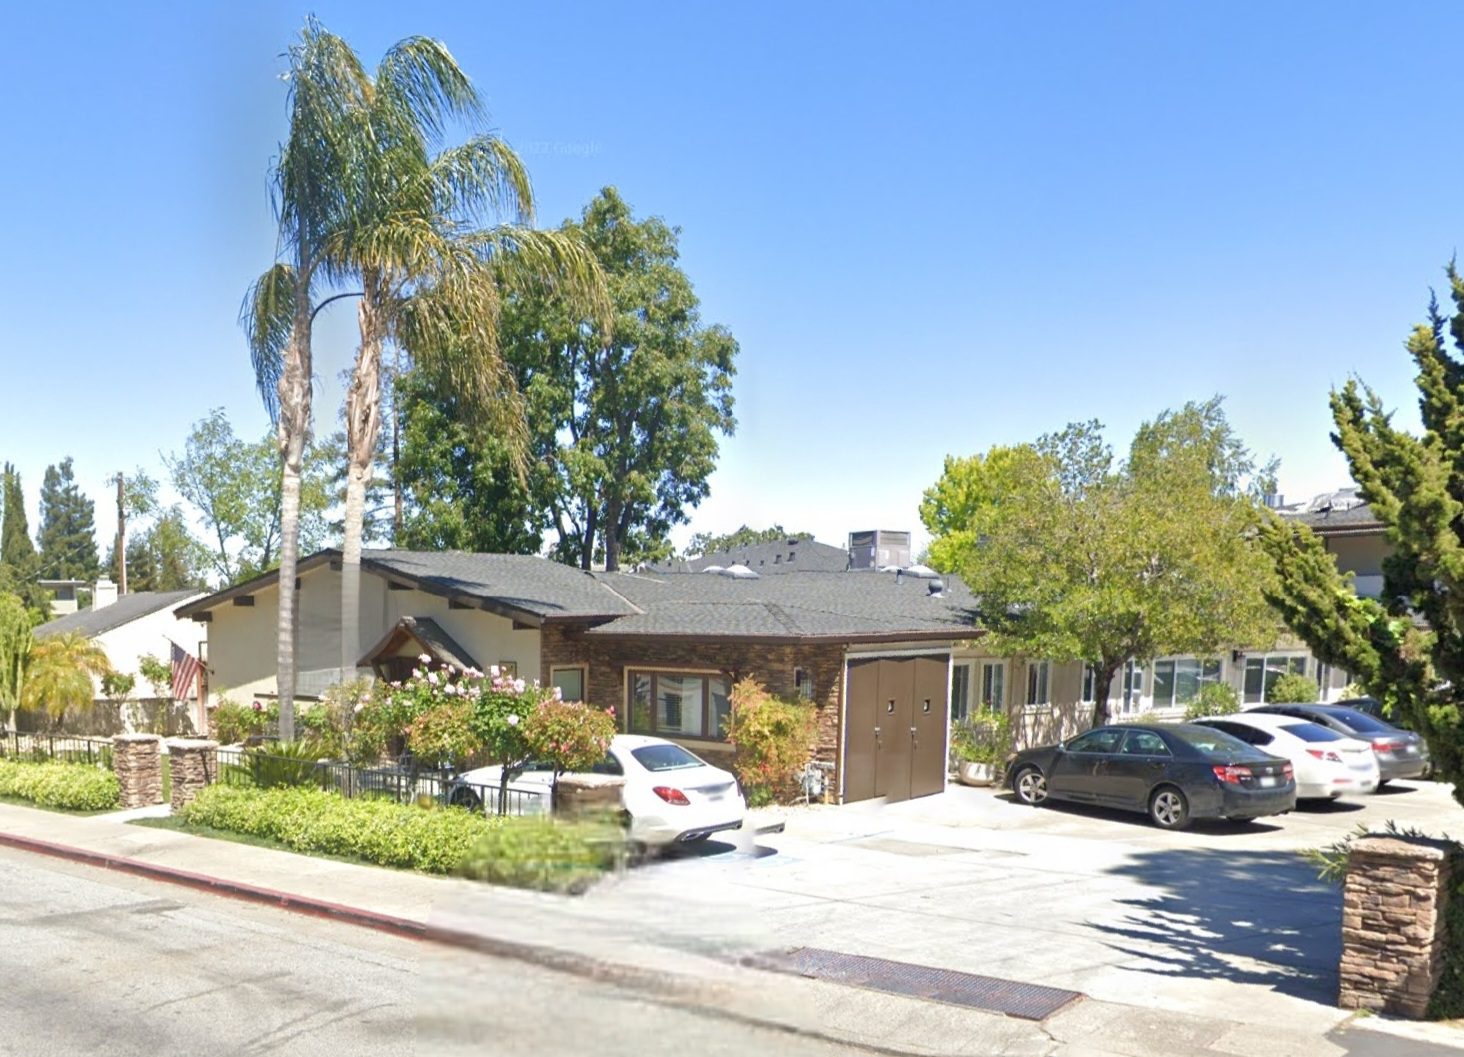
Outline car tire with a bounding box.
[1014,766,1048,806]
[1148,786,1191,830]
[1376,779,1390,790]
[448,786,483,812]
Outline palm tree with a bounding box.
[244,19,373,741]
[22,633,110,729]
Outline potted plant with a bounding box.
[951,709,1012,786]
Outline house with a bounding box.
[175,543,982,804]
[33,581,209,732]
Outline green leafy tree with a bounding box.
[512,187,737,571]
[0,593,33,730]
[22,632,110,728]
[36,458,100,582]
[136,654,173,700]
[167,409,331,585]
[926,399,1277,726]
[684,525,814,559]
[1259,264,1464,804]
[0,466,45,615]
[522,698,617,787]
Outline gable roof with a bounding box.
[359,616,478,671]
[36,590,201,641]
[649,537,850,575]
[585,568,979,641]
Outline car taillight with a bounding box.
[653,786,690,805]
[1283,762,1294,781]
[1373,738,1405,753]
[1306,750,1343,763]
[1212,765,1253,785]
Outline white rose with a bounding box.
[506,714,520,727]
[419,653,432,664]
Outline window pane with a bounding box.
[1288,656,1307,676]
[981,664,1004,710]
[1202,659,1222,682]
[1081,665,1095,703]
[630,673,653,733]
[657,675,705,737]
[552,668,585,703]
[1174,659,1201,706]
[950,665,971,721]
[1243,658,1265,703]
[1152,661,1176,708]
[710,677,731,738]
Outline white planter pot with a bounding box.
[957,761,995,787]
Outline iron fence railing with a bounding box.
[0,729,114,767]
[212,746,546,817]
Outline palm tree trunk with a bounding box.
[275,280,315,743]
[341,284,384,681]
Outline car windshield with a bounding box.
[1166,725,1268,759]
[630,744,706,772]
[1278,721,1346,743]
[1322,708,1394,734]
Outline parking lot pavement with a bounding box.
[575,779,1464,1047]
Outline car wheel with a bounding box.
[1148,786,1191,830]
[1014,766,1048,806]
[1376,779,1391,789]
[448,786,483,811]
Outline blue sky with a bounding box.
[1,2,1460,559]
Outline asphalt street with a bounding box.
[0,848,862,1057]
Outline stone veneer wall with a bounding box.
[540,625,846,793]
[167,739,219,811]
[112,734,164,808]
[1340,834,1457,1018]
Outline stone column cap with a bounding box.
[165,738,221,751]
[113,733,163,744]
[1352,834,1458,862]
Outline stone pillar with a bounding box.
[166,739,219,812]
[112,734,163,808]
[552,774,626,818]
[1340,834,1457,1018]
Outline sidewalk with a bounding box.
[0,799,1458,1057]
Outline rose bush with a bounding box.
[523,698,617,781]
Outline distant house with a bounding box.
[176,542,981,804]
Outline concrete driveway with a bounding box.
[581,778,1464,1046]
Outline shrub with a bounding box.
[212,698,276,745]
[0,760,119,811]
[522,699,617,779]
[405,700,479,768]
[459,814,625,893]
[951,709,1012,772]
[1184,681,1240,720]
[722,678,820,806]
[1268,672,1319,704]
[101,671,135,702]
[137,654,173,699]
[228,739,333,789]
[181,784,494,873]
[315,678,374,761]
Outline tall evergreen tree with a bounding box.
[36,458,100,582]
[0,465,45,614]
[1260,264,1464,805]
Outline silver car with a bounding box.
[1247,704,1430,784]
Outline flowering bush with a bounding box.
[406,700,480,767]
[523,699,617,779]
[212,697,277,745]
[722,678,820,806]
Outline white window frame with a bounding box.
[1241,652,1309,704]
[1025,660,1051,708]
[1148,656,1223,711]
[950,662,974,721]
[978,661,1007,712]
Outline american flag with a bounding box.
[171,641,202,702]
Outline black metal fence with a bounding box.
[0,729,113,767]
[212,746,546,817]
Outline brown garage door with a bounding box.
[843,655,949,803]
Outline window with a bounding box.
[1117,660,1144,715]
[550,666,586,703]
[1242,654,1308,704]
[1067,728,1123,754]
[794,667,814,701]
[1025,661,1050,707]
[628,670,734,740]
[979,662,1006,711]
[1081,665,1096,704]
[630,743,706,771]
[1205,720,1272,747]
[1150,658,1223,709]
[1120,730,1171,756]
[950,664,972,721]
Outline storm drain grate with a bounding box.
[745,947,1082,1021]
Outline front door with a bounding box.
[844,656,950,804]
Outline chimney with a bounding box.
[848,530,913,570]
[93,578,118,610]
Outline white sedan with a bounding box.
[1192,713,1379,800]
[449,734,747,847]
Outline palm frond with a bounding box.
[373,36,481,150]
[428,135,534,225]
[466,225,612,332]
[241,263,299,423]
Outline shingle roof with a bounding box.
[36,590,200,640]
[649,538,851,575]
[360,615,479,670]
[585,568,980,640]
[1286,503,1382,534]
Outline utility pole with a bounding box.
[115,472,127,595]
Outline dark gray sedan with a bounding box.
[1247,703,1430,784]
[1007,723,1297,830]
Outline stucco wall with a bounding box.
[86,595,207,695]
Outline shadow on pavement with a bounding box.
[998,795,1286,836]
[1295,799,1367,815]
[1372,782,1422,796]
[1093,848,1340,1004]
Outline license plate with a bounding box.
[705,791,724,801]
[1406,745,1418,755]
[1259,776,1278,788]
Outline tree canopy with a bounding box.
[684,525,814,559]
[36,458,100,582]
[1260,265,1464,804]
[922,398,1277,724]
[0,465,45,614]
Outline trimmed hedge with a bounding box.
[180,785,492,873]
[0,760,120,811]
[460,815,625,893]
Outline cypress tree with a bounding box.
[0,466,45,614]
[36,457,99,581]
[1261,265,1464,807]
